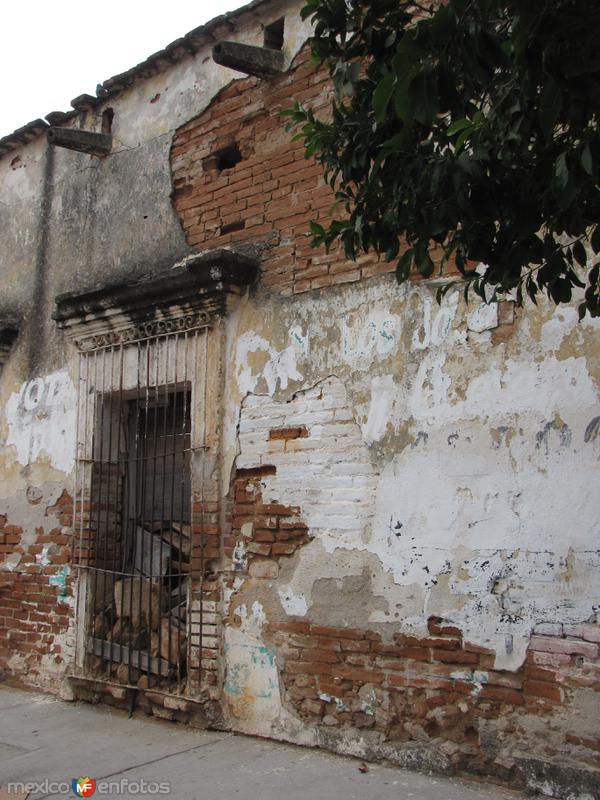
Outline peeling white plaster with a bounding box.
[231,281,600,671]
[5,370,77,473]
[235,332,304,395]
[237,377,379,555]
[362,374,396,445]
[4,552,22,571]
[341,310,399,365]
[234,600,268,635]
[278,587,308,616]
[289,325,309,355]
[233,540,248,572]
[35,545,51,567]
[467,302,498,333]
[223,577,246,616]
[412,291,462,350]
[27,583,77,690]
[224,601,285,735]
[408,353,597,425]
[540,306,579,351]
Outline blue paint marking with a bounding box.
[49,565,69,597]
[250,645,275,668]
[224,662,250,696]
[223,643,278,699]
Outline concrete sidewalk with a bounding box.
[0,686,530,800]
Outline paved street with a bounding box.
[0,685,531,800]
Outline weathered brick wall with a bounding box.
[0,490,75,687]
[0,7,597,797]
[171,46,390,295]
[227,464,311,571]
[234,377,378,550]
[221,348,600,793]
[188,497,221,693]
[170,44,463,297]
[266,617,600,780]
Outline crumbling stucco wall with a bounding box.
[0,361,78,691]
[215,276,600,789]
[0,0,311,692]
[225,282,599,668]
[0,0,310,371]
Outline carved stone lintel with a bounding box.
[74,311,211,353]
[212,41,284,78]
[47,127,112,157]
[54,249,259,352]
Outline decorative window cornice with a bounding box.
[73,311,212,352]
[53,249,258,352]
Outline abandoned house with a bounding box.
[0,0,599,796]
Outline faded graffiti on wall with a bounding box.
[5,370,76,473]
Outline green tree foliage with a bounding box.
[283,0,600,316]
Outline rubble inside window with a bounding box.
[87,389,192,692]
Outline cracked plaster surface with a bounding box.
[225,277,600,671]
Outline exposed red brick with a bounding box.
[523,680,564,703]
[235,465,277,478]
[530,636,598,660]
[311,625,365,640]
[432,649,480,665]
[479,686,524,705]
[268,426,310,441]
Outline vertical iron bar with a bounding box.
[158,335,171,689]
[116,343,127,679]
[166,335,180,688]
[177,332,190,692]
[136,339,151,686]
[188,330,200,694]
[74,352,85,568]
[199,329,209,691]
[89,348,103,673]
[151,338,162,687]
[71,352,81,570]
[103,347,117,680]
[79,350,93,673]
[97,347,110,677]
[128,341,142,686]
[72,350,83,671]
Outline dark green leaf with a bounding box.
[526,278,538,305]
[447,117,472,136]
[410,70,438,127]
[550,278,572,304]
[554,152,569,190]
[416,243,435,277]
[372,73,395,122]
[396,248,414,283]
[572,240,587,268]
[393,67,417,122]
[288,0,600,316]
[455,126,473,152]
[581,144,593,175]
[539,80,562,142]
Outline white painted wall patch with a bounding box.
[6,370,77,474]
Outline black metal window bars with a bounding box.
[72,328,207,697]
